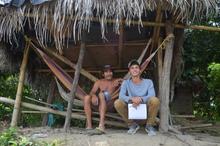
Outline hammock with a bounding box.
[31,43,86,100]
[30,35,171,102]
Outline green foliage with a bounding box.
[0,74,42,125]
[0,74,18,121]
[0,128,63,146]
[207,63,220,91]
[183,17,220,121]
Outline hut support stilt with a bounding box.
[11,42,30,127]
[159,21,175,132]
[63,31,86,131]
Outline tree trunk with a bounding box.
[170,28,185,102]
[159,21,175,132]
[11,44,30,127]
[42,78,56,126]
[63,31,86,131]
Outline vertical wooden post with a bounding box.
[150,4,162,53]
[118,22,124,67]
[157,37,163,93]
[11,43,30,127]
[42,78,56,126]
[63,31,86,131]
[159,21,175,132]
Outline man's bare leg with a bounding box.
[84,95,92,129]
[98,92,107,131]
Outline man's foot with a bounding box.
[85,127,93,130]
[127,123,140,135]
[95,126,105,134]
[145,125,156,136]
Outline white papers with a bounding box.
[128,104,147,119]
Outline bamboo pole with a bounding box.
[101,18,220,32]
[180,124,212,130]
[24,13,220,32]
[0,97,126,128]
[23,95,123,121]
[64,30,86,131]
[11,42,30,127]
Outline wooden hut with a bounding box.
[0,0,219,132]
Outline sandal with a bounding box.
[95,126,105,134]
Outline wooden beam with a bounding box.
[28,37,98,82]
[35,69,129,73]
[43,47,98,82]
[71,42,148,48]
[150,4,162,52]
[171,115,195,118]
[11,42,30,127]
[180,123,212,130]
[64,30,86,131]
[94,17,220,32]
[118,22,124,67]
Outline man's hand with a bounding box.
[91,95,98,106]
[131,96,142,107]
[113,78,123,87]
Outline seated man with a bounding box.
[84,65,122,132]
[114,59,160,136]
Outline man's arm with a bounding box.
[119,80,132,103]
[89,80,100,96]
[141,80,156,103]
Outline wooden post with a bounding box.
[157,37,163,93]
[42,78,56,126]
[63,31,86,131]
[170,28,184,102]
[159,21,175,132]
[150,4,162,53]
[11,43,30,127]
[118,22,124,67]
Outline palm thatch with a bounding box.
[0,0,219,51]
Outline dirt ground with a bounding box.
[19,127,220,146]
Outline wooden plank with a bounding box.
[0,97,126,128]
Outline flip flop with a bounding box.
[95,127,105,134]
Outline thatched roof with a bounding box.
[0,0,219,51]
